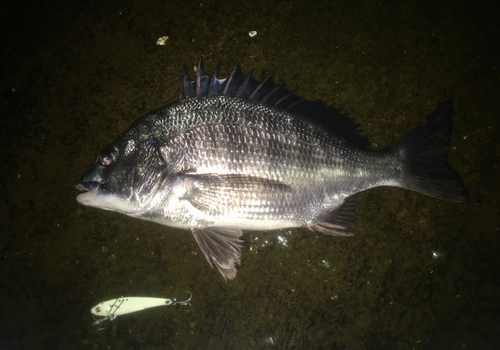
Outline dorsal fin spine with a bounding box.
[249,75,271,101]
[207,62,221,97]
[176,60,370,148]
[235,68,255,98]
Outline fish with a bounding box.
[76,60,469,279]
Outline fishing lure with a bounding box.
[91,292,192,332]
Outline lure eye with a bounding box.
[98,147,118,166]
[95,306,102,314]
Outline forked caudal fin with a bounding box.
[393,100,469,202]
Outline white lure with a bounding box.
[91,293,192,331]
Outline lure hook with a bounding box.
[169,291,193,309]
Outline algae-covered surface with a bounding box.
[1,0,499,348]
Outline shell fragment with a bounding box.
[156,36,169,45]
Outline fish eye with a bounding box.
[98,147,118,166]
[100,154,113,166]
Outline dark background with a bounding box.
[1,0,499,349]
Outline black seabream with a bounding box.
[76,60,469,279]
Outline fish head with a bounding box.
[76,133,169,215]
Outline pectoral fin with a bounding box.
[182,174,292,215]
[191,226,244,279]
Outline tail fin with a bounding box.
[393,100,469,202]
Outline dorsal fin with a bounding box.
[178,58,369,148]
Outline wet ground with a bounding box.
[1,0,499,349]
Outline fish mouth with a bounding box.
[75,181,101,204]
[75,181,140,214]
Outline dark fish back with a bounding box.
[178,59,369,149]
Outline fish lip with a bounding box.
[75,181,100,192]
[75,181,101,204]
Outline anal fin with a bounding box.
[306,194,358,236]
[306,222,354,236]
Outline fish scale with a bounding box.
[160,99,358,181]
[76,60,469,279]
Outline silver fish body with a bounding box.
[76,61,469,278]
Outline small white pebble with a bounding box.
[249,31,257,37]
[156,36,169,45]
